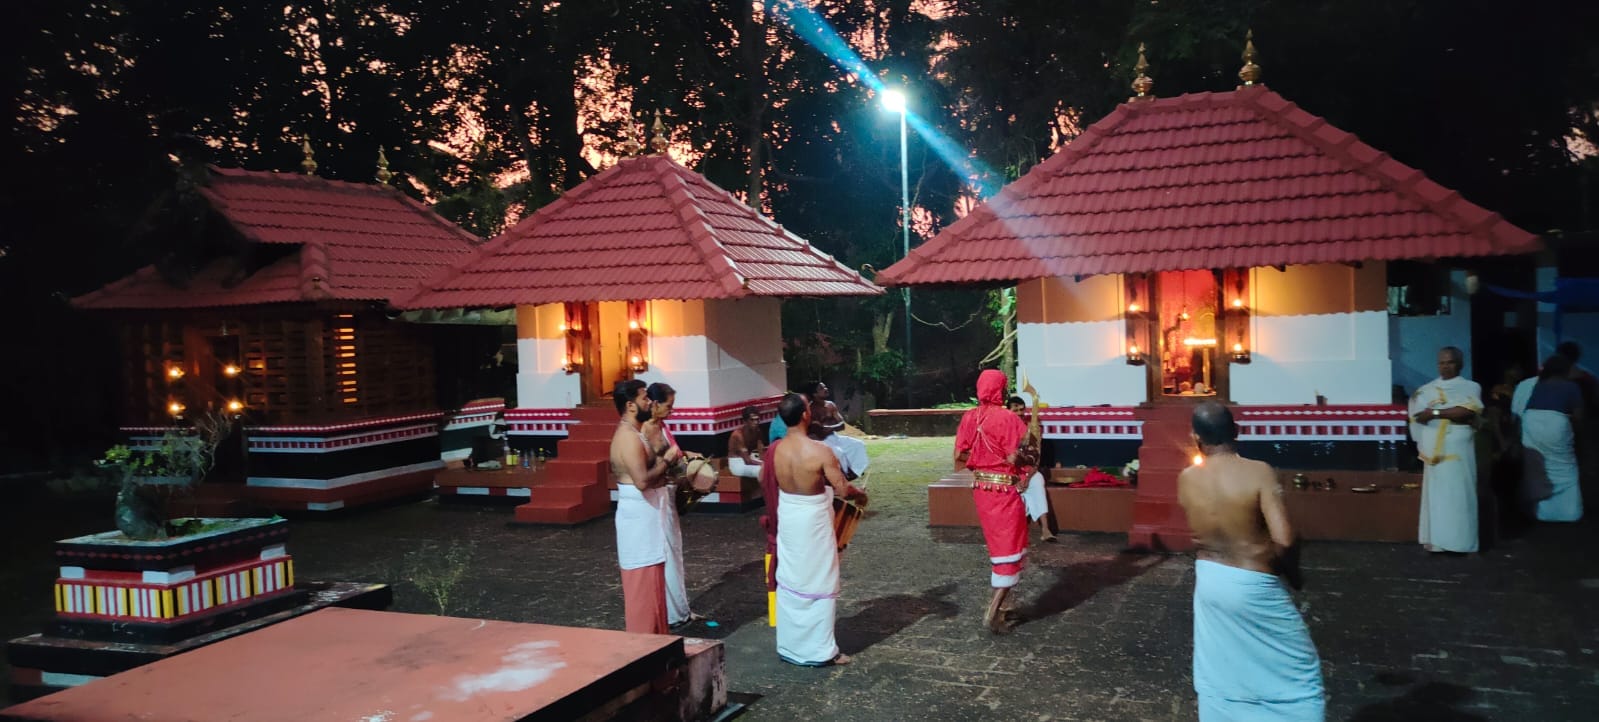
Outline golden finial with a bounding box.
[619,113,643,157]
[300,138,317,175]
[1131,43,1154,99]
[375,146,392,184]
[1239,29,1262,86]
[649,111,669,155]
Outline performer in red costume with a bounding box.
[954,369,1033,634]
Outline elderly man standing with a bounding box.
[1410,346,1483,554]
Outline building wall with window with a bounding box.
[1390,269,1473,396]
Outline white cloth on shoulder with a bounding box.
[775,488,841,666]
[822,433,869,476]
[1193,560,1325,721]
[1021,471,1048,521]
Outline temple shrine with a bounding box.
[885,41,1542,549]
[402,120,881,523]
[72,149,505,513]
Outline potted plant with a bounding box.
[96,410,235,540]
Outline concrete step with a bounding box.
[513,482,610,524]
[556,438,611,459]
[542,459,607,485]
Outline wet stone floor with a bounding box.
[3,437,1597,720]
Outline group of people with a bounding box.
[1411,342,1591,555]
[608,378,869,667]
[608,343,1590,717]
[954,368,1324,718]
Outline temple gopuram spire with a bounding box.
[1239,29,1262,86]
[1131,43,1154,100]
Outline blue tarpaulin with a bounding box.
[1486,277,1599,338]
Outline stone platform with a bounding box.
[928,468,1423,542]
[1,608,726,722]
[6,581,390,701]
[927,470,1135,532]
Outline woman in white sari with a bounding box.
[1512,355,1585,522]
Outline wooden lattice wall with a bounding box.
[118,305,437,426]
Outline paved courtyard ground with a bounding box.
[4,436,1598,720]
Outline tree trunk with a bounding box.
[739,0,768,205]
[871,312,892,354]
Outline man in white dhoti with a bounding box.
[1410,346,1483,554]
[771,393,867,666]
[1178,402,1324,722]
[1512,354,1585,521]
[804,382,870,480]
[609,379,678,635]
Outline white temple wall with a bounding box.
[634,297,785,409]
[1016,276,1148,406]
[1232,265,1393,405]
[515,303,581,409]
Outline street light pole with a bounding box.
[881,87,913,404]
[898,106,911,383]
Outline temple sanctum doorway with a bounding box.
[1153,269,1224,399]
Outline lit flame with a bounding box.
[1192,454,1204,466]
[223,364,241,377]
[1232,298,1244,308]
[1127,302,1140,313]
[1232,343,1245,353]
[630,355,642,365]
[168,401,185,416]
[558,323,566,332]
[1128,344,1140,355]
[227,400,244,412]
[628,320,639,330]
[167,366,184,380]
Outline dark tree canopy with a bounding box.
[3,0,1597,468]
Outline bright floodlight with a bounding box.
[881,88,907,114]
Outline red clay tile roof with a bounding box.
[74,166,481,309]
[399,155,881,308]
[878,84,1541,286]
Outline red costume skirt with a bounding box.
[973,482,1028,588]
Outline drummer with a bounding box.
[770,393,868,666]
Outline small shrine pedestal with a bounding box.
[7,518,391,700]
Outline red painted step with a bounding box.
[513,406,617,525]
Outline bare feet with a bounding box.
[831,653,852,666]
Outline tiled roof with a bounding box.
[399,155,881,308]
[878,84,1541,286]
[74,166,481,309]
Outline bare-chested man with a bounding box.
[770,393,866,666]
[803,381,869,479]
[727,406,765,479]
[1177,401,1324,721]
[610,378,679,635]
